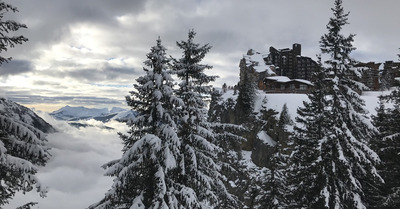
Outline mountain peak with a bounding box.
[50,105,135,122]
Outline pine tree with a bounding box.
[0,1,28,66]
[371,87,400,208]
[0,99,50,206]
[291,0,383,208]
[172,29,237,208]
[290,57,335,208]
[235,65,256,123]
[258,104,293,209]
[89,37,185,209]
[207,89,247,208]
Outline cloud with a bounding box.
[60,65,137,83]
[1,0,400,111]
[0,59,34,77]
[4,94,125,106]
[5,113,127,209]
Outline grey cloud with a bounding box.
[33,80,61,87]
[62,65,137,83]
[5,0,147,58]
[5,94,124,107]
[0,59,34,77]
[2,0,400,110]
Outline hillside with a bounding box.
[0,98,55,133]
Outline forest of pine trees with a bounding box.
[89,1,398,208]
[88,2,399,208]
[1,0,400,208]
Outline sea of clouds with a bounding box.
[6,113,127,209]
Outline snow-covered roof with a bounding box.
[264,76,292,83]
[265,76,313,85]
[293,79,314,86]
[244,50,276,75]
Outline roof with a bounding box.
[264,76,292,83]
[265,76,314,85]
[293,79,314,86]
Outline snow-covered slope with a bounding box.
[50,105,136,122]
[0,97,55,133]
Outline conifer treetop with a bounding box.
[320,0,356,72]
[173,29,216,88]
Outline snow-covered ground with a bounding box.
[5,90,391,209]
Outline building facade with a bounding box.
[265,43,318,81]
[354,62,381,91]
[263,76,314,94]
[382,61,400,88]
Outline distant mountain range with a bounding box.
[50,105,136,123]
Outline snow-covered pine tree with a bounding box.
[89,37,185,209]
[0,99,50,206]
[371,87,400,208]
[0,1,28,66]
[298,0,383,208]
[235,66,256,123]
[290,57,335,208]
[258,104,293,209]
[171,29,238,208]
[207,89,246,208]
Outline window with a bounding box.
[300,84,307,90]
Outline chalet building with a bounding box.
[239,48,314,93]
[354,62,381,91]
[263,76,314,94]
[265,43,318,81]
[382,61,400,88]
[238,45,400,94]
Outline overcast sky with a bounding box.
[0,0,399,112]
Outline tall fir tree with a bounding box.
[172,29,238,208]
[258,104,293,209]
[292,1,382,206]
[296,0,382,208]
[290,57,335,208]
[235,66,256,123]
[371,85,400,208]
[89,38,185,209]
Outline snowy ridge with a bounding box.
[0,98,55,133]
[0,98,51,202]
[50,106,109,120]
[50,105,136,122]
